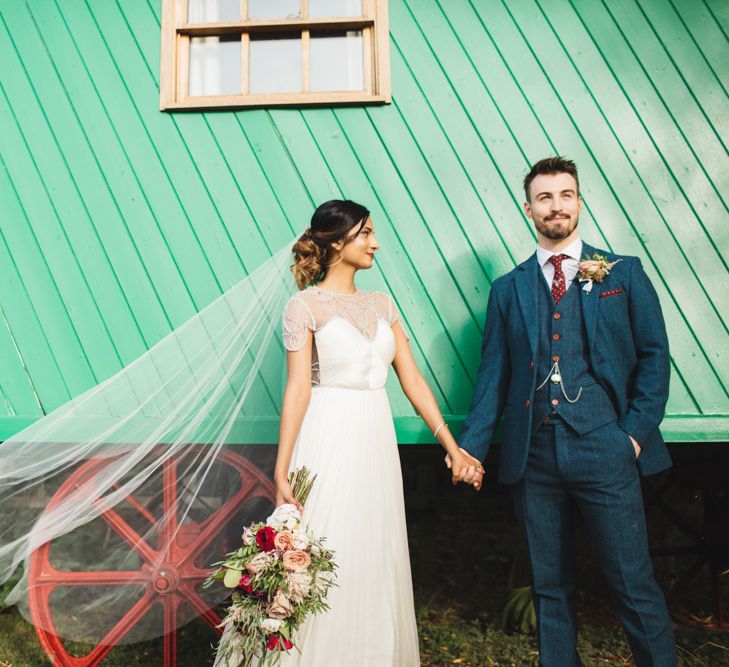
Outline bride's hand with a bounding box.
[445,448,484,491]
[275,479,304,512]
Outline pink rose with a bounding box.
[580,260,602,273]
[274,530,295,551]
[282,549,311,571]
[268,590,294,619]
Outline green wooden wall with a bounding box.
[0,0,727,443]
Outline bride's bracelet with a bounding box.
[433,421,448,439]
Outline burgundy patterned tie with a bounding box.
[548,254,570,304]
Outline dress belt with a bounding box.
[313,384,386,392]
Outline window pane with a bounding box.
[310,31,363,92]
[248,0,300,20]
[189,35,241,96]
[309,0,362,18]
[249,33,302,93]
[188,0,239,22]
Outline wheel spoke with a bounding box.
[183,483,271,562]
[163,596,180,667]
[179,584,223,635]
[177,453,276,562]
[82,591,156,663]
[76,639,117,666]
[180,566,215,582]
[33,569,149,587]
[160,455,179,549]
[113,482,158,526]
[96,504,158,565]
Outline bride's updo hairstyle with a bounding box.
[292,199,370,290]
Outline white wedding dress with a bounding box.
[277,287,420,666]
[214,286,420,667]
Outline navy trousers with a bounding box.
[511,419,677,667]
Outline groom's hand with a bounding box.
[445,448,484,491]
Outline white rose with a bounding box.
[286,517,301,531]
[245,551,275,574]
[242,526,256,546]
[260,618,283,635]
[286,570,313,603]
[267,504,301,531]
[292,529,312,550]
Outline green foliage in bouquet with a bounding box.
[207,467,336,667]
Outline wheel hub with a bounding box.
[153,565,180,595]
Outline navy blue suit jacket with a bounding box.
[459,243,673,484]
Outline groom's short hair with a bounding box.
[523,156,579,201]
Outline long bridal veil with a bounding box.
[0,240,297,645]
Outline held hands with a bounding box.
[445,448,484,491]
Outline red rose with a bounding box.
[256,526,277,552]
[267,634,294,651]
[238,574,254,594]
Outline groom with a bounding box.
[459,157,677,666]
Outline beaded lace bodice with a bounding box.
[282,287,403,389]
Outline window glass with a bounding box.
[309,0,362,18]
[189,35,241,96]
[188,0,239,23]
[249,33,302,93]
[310,31,363,91]
[248,0,301,20]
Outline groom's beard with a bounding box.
[535,212,579,240]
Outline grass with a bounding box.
[1,458,728,666]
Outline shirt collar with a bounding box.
[536,238,583,267]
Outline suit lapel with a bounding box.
[580,242,599,352]
[515,253,539,355]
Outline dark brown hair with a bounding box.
[291,200,370,290]
[523,156,579,201]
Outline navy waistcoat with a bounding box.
[532,274,617,434]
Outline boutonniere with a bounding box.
[578,252,622,294]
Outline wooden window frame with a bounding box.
[160,0,391,110]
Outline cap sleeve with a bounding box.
[384,293,410,340]
[282,295,315,352]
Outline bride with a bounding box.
[263,200,484,666]
[0,195,482,666]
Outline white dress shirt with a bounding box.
[536,238,583,293]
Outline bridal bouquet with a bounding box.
[208,467,336,667]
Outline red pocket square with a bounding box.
[600,288,625,299]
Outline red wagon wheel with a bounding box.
[27,448,276,666]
